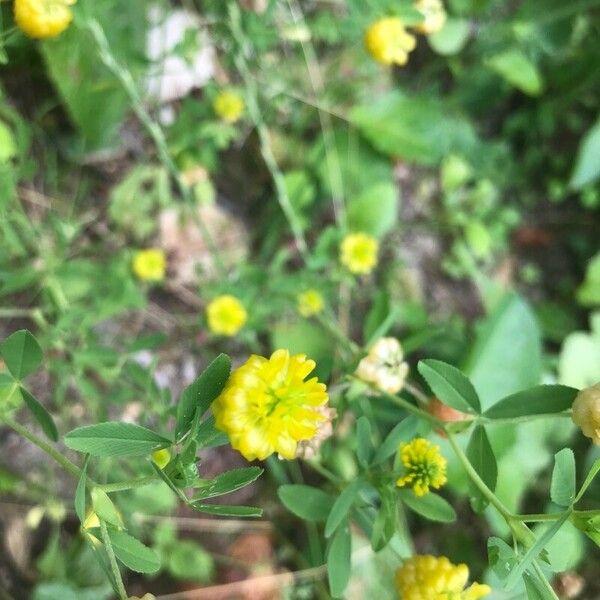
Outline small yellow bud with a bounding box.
[572,382,600,445]
[297,289,325,317]
[14,0,76,39]
[151,448,171,469]
[206,295,247,336]
[396,438,447,496]
[213,90,245,123]
[364,17,416,66]
[340,232,379,275]
[132,249,166,282]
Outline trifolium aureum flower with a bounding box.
[396,438,447,496]
[132,249,166,282]
[340,232,379,275]
[395,555,491,600]
[572,382,600,445]
[206,295,247,336]
[151,448,171,469]
[297,289,325,317]
[14,0,76,39]
[364,17,416,66]
[213,90,245,123]
[413,0,448,35]
[212,349,329,460]
[356,337,409,394]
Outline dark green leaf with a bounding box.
[327,524,351,598]
[195,415,229,448]
[418,359,481,414]
[21,387,58,442]
[107,529,160,574]
[356,416,373,467]
[278,484,336,522]
[371,488,396,551]
[74,455,90,523]
[372,416,419,465]
[466,425,497,494]
[175,354,231,441]
[0,330,43,379]
[191,503,262,517]
[64,422,171,457]
[399,490,457,523]
[484,385,577,419]
[325,480,362,537]
[193,467,263,501]
[551,449,576,507]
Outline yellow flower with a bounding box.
[212,349,329,460]
[206,295,247,337]
[395,555,491,600]
[364,17,417,66]
[128,595,156,600]
[414,0,448,35]
[151,448,171,469]
[572,382,600,445]
[297,289,325,317]
[132,249,166,282]
[356,337,409,394]
[14,0,76,39]
[340,232,379,275]
[396,438,447,496]
[213,90,245,123]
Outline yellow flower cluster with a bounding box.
[396,438,447,496]
[212,349,329,460]
[297,289,325,317]
[395,555,491,600]
[206,295,247,336]
[572,382,600,445]
[151,448,171,470]
[14,0,76,39]
[132,249,166,282]
[213,90,245,123]
[340,232,379,275]
[356,337,409,394]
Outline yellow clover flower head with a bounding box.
[128,595,156,600]
[395,555,491,600]
[213,90,245,123]
[297,289,325,317]
[206,295,247,337]
[14,0,76,39]
[414,0,448,35]
[151,448,171,470]
[132,249,166,282]
[340,232,379,275]
[396,438,447,496]
[212,349,329,461]
[364,17,417,66]
[572,382,600,445]
[356,337,409,394]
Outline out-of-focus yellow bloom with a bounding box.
[151,448,171,469]
[414,0,447,34]
[14,0,76,39]
[572,382,600,445]
[396,438,447,496]
[212,349,329,460]
[213,90,245,123]
[395,555,491,600]
[297,289,324,317]
[340,232,379,275]
[356,337,409,394]
[206,295,247,336]
[364,17,416,66]
[132,249,166,282]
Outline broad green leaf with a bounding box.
[107,529,160,574]
[167,539,214,582]
[570,120,600,189]
[20,387,58,442]
[574,458,600,503]
[347,183,398,239]
[484,385,577,419]
[192,467,263,501]
[74,456,90,524]
[191,503,262,517]
[523,572,553,600]
[399,490,457,523]
[487,50,544,96]
[91,488,121,528]
[356,416,373,467]
[418,359,481,414]
[372,416,419,465]
[428,19,470,55]
[175,354,232,441]
[488,537,517,582]
[466,425,497,497]
[551,449,576,507]
[0,330,43,380]
[327,524,351,598]
[325,480,362,537]
[278,484,336,522]
[65,422,171,457]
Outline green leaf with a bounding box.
[356,416,373,467]
[398,490,457,523]
[20,387,58,442]
[418,359,481,414]
[74,456,90,524]
[325,480,362,537]
[278,484,336,522]
[371,488,396,551]
[64,422,171,457]
[577,253,600,306]
[570,119,600,189]
[195,416,229,448]
[372,416,419,465]
[551,449,576,507]
[428,19,470,55]
[484,385,577,419]
[175,354,232,441]
[167,540,214,582]
[523,572,553,600]
[487,50,544,96]
[347,183,398,239]
[107,529,160,574]
[488,536,518,582]
[91,488,121,528]
[192,467,263,501]
[0,120,17,163]
[327,524,351,598]
[0,329,43,380]
[575,458,600,503]
[191,504,262,517]
[466,425,497,495]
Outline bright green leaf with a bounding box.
[570,120,600,189]
[20,387,58,442]
[484,385,577,419]
[107,529,160,574]
[325,480,362,537]
[278,484,336,522]
[356,416,373,467]
[551,449,576,507]
[74,456,90,524]
[399,490,457,523]
[466,425,497,496]
[191,504,262,517]
[372,416,419,465]
[347,183,398,239]
[0,330,43,380]
[91,488,121,528]
[575,458,600,503]
[192,467,263,501]
[487,50,544,96]
[428,19,470,55]
[327,524,351,598]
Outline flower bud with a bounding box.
[572,382,600,445]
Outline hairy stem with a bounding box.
[100,519,128,600]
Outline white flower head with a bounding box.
[356,337,409,394]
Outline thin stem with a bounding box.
[532,560,560,600]
[314,312,360,357]
[100,519,128,600]
[374,385,442,426]
[98,476,157,493]
[478,412,572,426]
[403,381,432,407]
[512,512,565,523]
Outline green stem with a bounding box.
[513,512,565,523]
[100,519,128,600]
[532,560,560,600]
[478,412,572,426]
[315,312,360,357]
[98,476,157,493]
[375,385,442,426]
